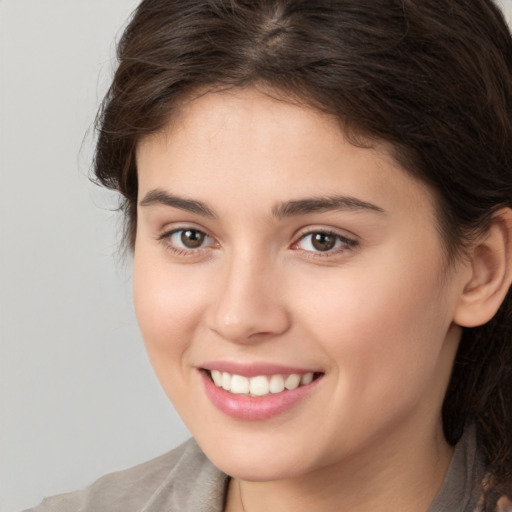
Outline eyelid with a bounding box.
[292,224,358,242]
[157,221,213,241]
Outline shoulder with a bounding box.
[23,438,228,512]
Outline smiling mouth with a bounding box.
[203,369,323,397]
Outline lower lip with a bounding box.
[200,371,322,421]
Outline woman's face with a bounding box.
[134,88,469,481]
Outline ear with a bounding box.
[454,208,512,328]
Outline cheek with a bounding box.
[132,251,208,374]
[295,253,454,408]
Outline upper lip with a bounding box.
[200,361,322,377]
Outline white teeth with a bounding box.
[211,370,222,386]
[230,375,250,394]
[269,374,285,393]
[301,372,314,385]
[250,376,269,396]
[285,374,301,390]
[209,370,316,396]
[221,372,231,391]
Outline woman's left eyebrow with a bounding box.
[272,196,386,218]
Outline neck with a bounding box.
[225,420,454,512]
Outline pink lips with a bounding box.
[199,362,323,421]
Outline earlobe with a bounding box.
[454,208,512,328]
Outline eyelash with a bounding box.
[157,227,358,257]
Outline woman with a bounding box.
[27,0,512,511]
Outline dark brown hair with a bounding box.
[94,0,512,507]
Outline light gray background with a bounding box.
[1,1,512,511]
[0,2,191,511]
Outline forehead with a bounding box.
[136,88,436,223]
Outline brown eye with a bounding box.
[311,232,337,251]
[180,229,206,248]
[294,230,356,255]
[160,227,216,255]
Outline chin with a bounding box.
[211,452,305,482]
[196,432,316,481]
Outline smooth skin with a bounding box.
[133,88,512,512]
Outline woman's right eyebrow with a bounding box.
[139,189,217,218]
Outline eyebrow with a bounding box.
[139,189,385,219]
[272,196,385,218]
[139,189,216,218]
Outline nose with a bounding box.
[205,252,291,343]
